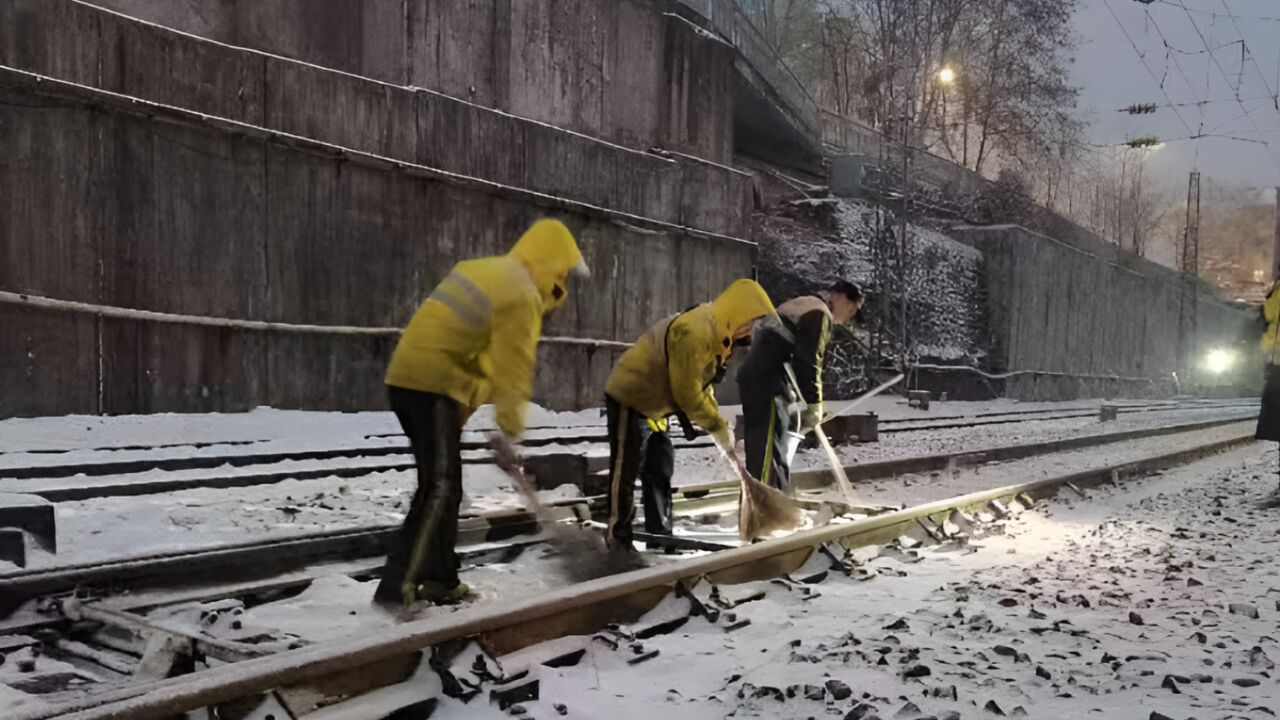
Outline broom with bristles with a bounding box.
[713,438,804,542]
[489,434,645,580]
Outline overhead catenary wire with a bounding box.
[1113,94,1279,113]
[1216,0,1280,111]
[1153,0,1280,24]
[1164,0,1280,175]
[1101,0,1196,136]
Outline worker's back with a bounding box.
[385,255,537,414]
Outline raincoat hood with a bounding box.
[710,279,776,339]
[508,219,587,311]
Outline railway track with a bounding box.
[0,412,1253,603]
[0,400,1257,503]
[0,413,1261,719]
[4,423,1257,720]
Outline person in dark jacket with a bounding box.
[737,280,864,491]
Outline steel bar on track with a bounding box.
[0,416,1253,610]
[0,408,1256,504]
[27,430,1258,720]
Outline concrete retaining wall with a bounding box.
[954,226,1252,400]
[0,0,752,240]
[77,0,736,163]
[0,74,754,418]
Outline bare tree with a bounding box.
[771,0,1079,179]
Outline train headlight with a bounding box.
[1203,348,1235,375]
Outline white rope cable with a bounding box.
[0,291,633,350]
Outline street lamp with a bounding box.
[938,66,956,85]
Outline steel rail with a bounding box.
[0,415,1253,609]
[878,404,1256,434]
[1,401,1255,486]
[23,429,1258,720]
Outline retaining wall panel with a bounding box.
[521,121,615,211]
[662,14,736,162]
[0,0,102,87]
[116,120,268,318]
[533,344,618,411]
[0,307,98,417]
[960,226,1249,386]
[0,91,102,303]
[0,81,754,417]
[235,0,408,85]
[417,91,528,191]
[409,0,499,107]
[265,151,441,328]
[606,0,664,150]
[88,0,237,41]
[3,0,748,239]
[677,160,750,238]
[266,333,396,411]
[99,319,266,414]
[98,8,266,125]
[264,58,416,161]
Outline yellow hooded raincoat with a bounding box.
[1263,281,1280,364]
[605,279,776,434]
[385,220,585,436]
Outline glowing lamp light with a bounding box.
[1204,348,1234,375]
[938,67,956,85]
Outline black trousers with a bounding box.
[375,386,463,603]
[1258,364,1280,442]
[605,395,675,546]
[737,329,794,491]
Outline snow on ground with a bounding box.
[141,538,675,649]
[0,398,1223,457]
[422,440,1280,720]
[0,403,1256,571]
[0,404,601,455]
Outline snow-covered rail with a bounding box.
[11,427,1258,720]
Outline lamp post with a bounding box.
[937,66,956,160]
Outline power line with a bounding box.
[1113,94,1278,113]
[1166,0,1280,175]
[1141,5,1213,127]
[1101,0,1195,135]
[1080,132,1272,148]
[1217,0,1280,111]
[1154,0,1280,24]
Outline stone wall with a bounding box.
[0,0,752,240]
[954,226,1254,399]
[78,0,736,163]
[0,71,754,418]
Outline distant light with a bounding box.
[938,67,956,85]
[1204,348,1234,375]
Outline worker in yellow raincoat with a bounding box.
[603,279,776,550]
[376,219,588,605]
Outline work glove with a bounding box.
[488,431,522,473]
[710,426,751,482]
[800,402,823,434]
[674,411,702,440]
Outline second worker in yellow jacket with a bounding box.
[603,279,776,550]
